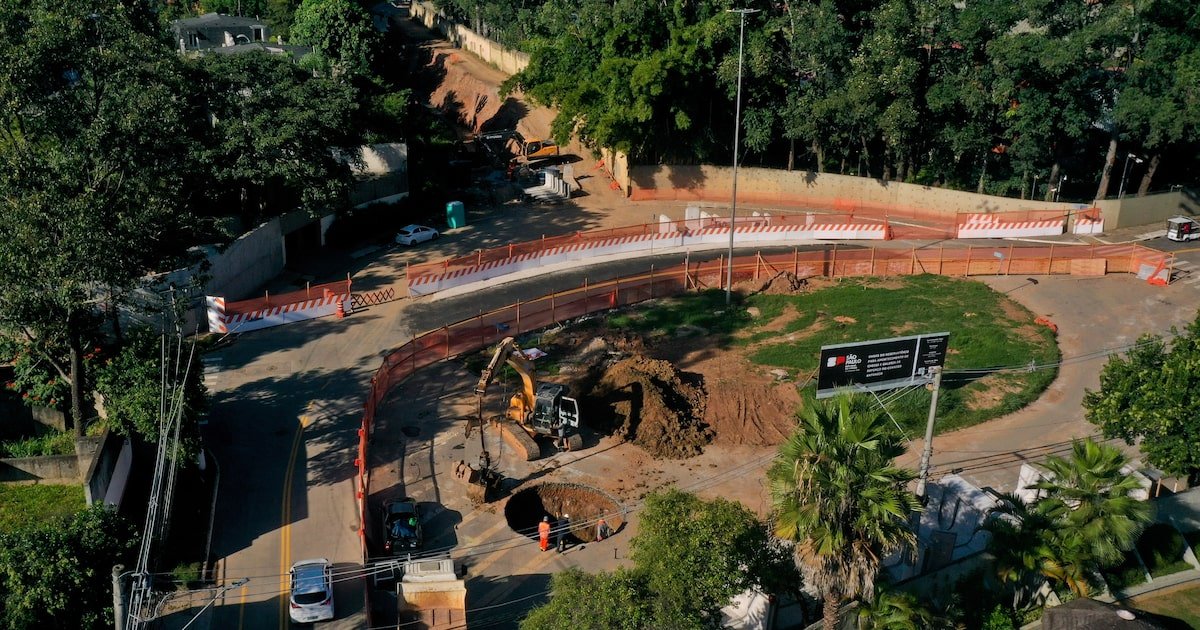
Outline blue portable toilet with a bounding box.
[446,201,466,228]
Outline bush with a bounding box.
[0,431,75,458]
[1103,553,1149,590]
[1136,524,1192,578]
[983,605,1016,630]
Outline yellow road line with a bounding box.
[277,414,312,629]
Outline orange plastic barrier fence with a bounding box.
[223,279,352,316]
[355,242,1171,562]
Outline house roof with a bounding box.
[1041,599,1174,630]
[171,13,267,30]
[202,43,312,57]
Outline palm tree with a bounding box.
[982,493,1092,601]
[1031,439,1153,572]
[768,395,921,630]
[856,586,936,630]
[982,439,1152,598]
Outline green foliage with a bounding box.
[856,586,937,630]
[1135,524,1192,579]
[93,328,208,459]
[0,336,74,410]
[0,431,76,458]
[520,568,654,630]
[200,0,270,18]
[631,489,797,627]
[1084,312,1200,484]
[983,439,1152,599]
[190,51,361,224]
[522,490,798,630]
[472,0,1200,193]
[0,0,203,430]
[0,484,85,531]
[291,0,377,77]
[0,505,137,629]
[981,605,1016,630]
[767,394,919,625]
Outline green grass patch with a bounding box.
[1128,584,1200,628]
[0,430,76,458]
[0,483,86,530]
[1136,524,1194,578]
[608,276,1060,435]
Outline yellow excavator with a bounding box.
[477,337,582,458]
[454,337,582,503]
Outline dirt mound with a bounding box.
[592,355,710,459]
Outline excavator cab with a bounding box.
[530,382,579,434]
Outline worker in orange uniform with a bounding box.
[538,516,551,552]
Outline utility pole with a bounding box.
[725,8,759,305]
[915,366,942,500]
[113,565,128,630]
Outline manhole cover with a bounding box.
[401,426,420,438]
[504,482,623,543]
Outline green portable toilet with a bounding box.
[446,200,466,228]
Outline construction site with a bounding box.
[315,11,1200,628]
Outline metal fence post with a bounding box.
[1048,244,1055,274]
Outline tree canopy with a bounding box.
[476,0,1200,198]
[0,505,137,629]
[1083,313,1200,485]
[521,489,796,630]
[291,0,378,78]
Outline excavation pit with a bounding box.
[504,482,624,544]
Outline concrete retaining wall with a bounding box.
[410,2,530,75]
[204,218,285,302]
[0,398,67,437]
[84,429,131,508]
[1095,189,1200,229]
[0,454,79,482]
[629,165,1078,223]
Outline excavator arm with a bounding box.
[474,337,536,422]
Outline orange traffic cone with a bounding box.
[336,300,345,319]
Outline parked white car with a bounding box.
[289,559,334,624]
[395,224,439,246]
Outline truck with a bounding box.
[395,559,466,630]
[1166,216,1200,242]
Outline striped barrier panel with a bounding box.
[407,222,889,296]
[956,215,1066,239]
[1072,215,1105,235]
[205,290,352,334]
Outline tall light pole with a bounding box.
[1054,174,1067,202]
[726,8,759,306]
[1117,154,1144,199]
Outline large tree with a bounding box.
[767,394,920,630]
[190,52,360,226]
[0,505,138,629]
[290,0,377,78]
[0,0,202,434]
[1083,313,1200,485]
[521,489,796,630]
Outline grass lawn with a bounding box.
[0,483,86,530]
[607,275,1060,435]
[1128,584,1200,628]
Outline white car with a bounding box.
[289,559,334,624]
[395,224,439,246]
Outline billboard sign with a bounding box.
[816,332,950,398]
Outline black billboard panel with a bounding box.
[816,332,950,398]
